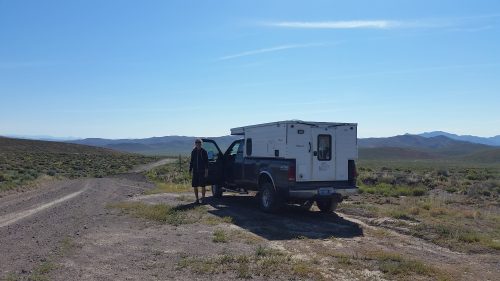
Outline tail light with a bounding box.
[348,160,357,186]
[288,162,296,181]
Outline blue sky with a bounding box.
[1,0,499,139]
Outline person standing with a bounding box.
[189,138,209,204]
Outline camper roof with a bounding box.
[230,120,357,135]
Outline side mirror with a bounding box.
[207,151,214,161]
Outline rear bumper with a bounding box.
[285,180,358,200]
[289,187,358,199]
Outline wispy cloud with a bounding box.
[217,43,328,61]
[265,14,500,30]
[267,20,397,29]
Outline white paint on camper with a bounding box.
[231,120,357,183]
[335,125,358,180]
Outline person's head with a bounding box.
[194,138,202,149]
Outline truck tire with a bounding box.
[259,182,281,213]
[316,198,339,213]
[211,184,223,198]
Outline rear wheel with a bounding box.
[211,184,223,198]
[259,182,282,212]
[316,198,339,213]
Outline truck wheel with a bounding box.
[259,182,281,212]
[316,198,339,213]
[211,184,223,198]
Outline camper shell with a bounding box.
[202,120,358,212]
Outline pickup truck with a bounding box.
[200,121,359,213]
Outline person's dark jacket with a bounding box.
[189,148,209,173]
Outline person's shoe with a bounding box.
[200,197,206,204]
[195,199,200,205]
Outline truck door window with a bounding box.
[318,135,332,161]
[237,141,244,155]
[228,142,241,156]
[202,142,220,161]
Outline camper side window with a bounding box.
[318,135,331,161]
[246,138,252,156]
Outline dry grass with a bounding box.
[177,246,324,280]
[108,202,208,226]
[315,247,451,280]
[340,195,500,252]
[203,215,234,226]
[145,182,191,194]
[109,201,238,229]
[212,229,228,243]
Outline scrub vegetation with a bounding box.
[0,137,157,191]
[176,246,325,280]
[341,159,500,253]
[145,156,192,193]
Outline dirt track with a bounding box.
[0,166,498,280]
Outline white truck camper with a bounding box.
[231,121,358,183]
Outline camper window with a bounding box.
[246,138,252,156]
[318,135,331,161]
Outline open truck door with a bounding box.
[201,139,224,186]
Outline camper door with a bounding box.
[311,128,335,181]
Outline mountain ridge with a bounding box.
[3,131,499,162]
[418,131,500,146]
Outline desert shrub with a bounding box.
[445,187,458,193]
[379,173,396,185]
[437,169,450,177]
[465,169,489,181]
[360,183,427,197]
[146,159,190,184]
[360,173,378,185]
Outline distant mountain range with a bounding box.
[358,134,499,162]
[3,131,499,163]
[68,136,240,156]
[418,131,500,146]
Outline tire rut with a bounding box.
[0,177,152,279]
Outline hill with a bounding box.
[0,136,122,155]
[359,147,439,160]
[0,137,156,190]
[458,148,500,163]
[419,131,500,146]
[359,135,492,157]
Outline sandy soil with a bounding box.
[1,169,498,280]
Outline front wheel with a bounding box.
[316,198,339,213]
[211,184,223,198]
[259,182,282,213]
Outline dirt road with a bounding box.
[1,165,498,280]
[0,175,155,279]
